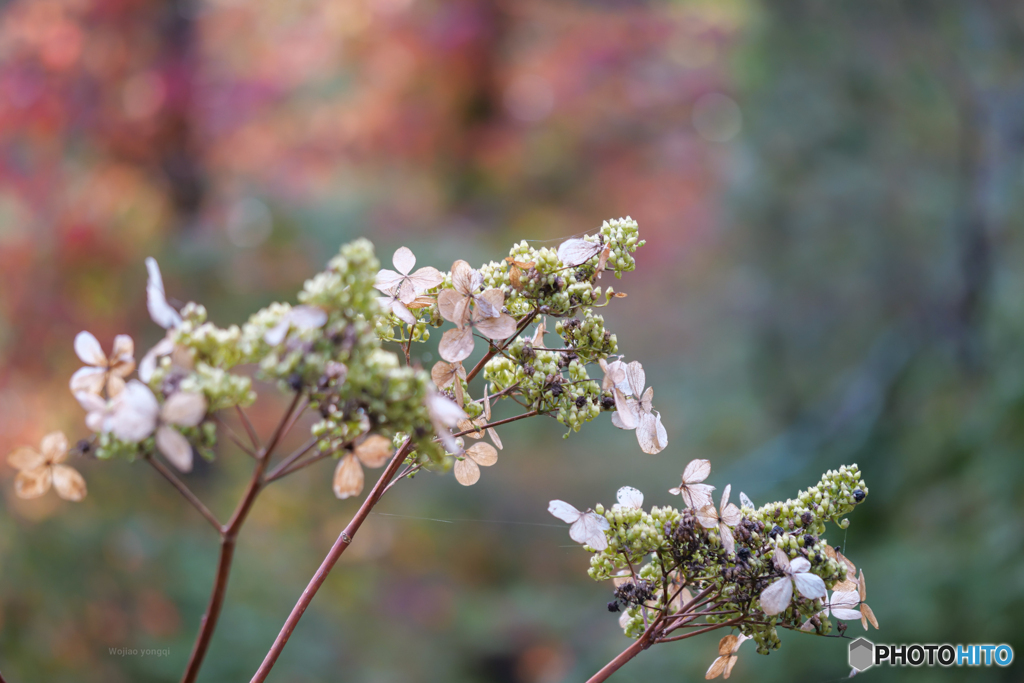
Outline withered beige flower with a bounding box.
[332,435,394,499]
[453,442,498,486]
[438,289,516,363]
[70,331,135,397]
[669,459,715,509]
[437,260,501,327]
[431,361,467,406]
[696,484,742,554]
[609,361,667,454]
[7,432,86,501]
[374,247,443,304]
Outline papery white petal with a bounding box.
[74,331,106,366]
[616,486,644,509]
[760,577,793,616]
[146,257,182,329]
[789,557,811,574]
[556,237,603,267]
[682,458,711,484]
[547,499,582,525]
[793,571,827,600]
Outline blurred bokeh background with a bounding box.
[1,0,1023,681]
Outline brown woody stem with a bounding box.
[179,393,302,683]
[250,437,415,683]
[145,454,222,532]
[451,409,542,438]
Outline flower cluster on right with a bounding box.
[551,461,876,679]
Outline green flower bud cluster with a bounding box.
[554,311,618,362]
[483,341,605,437]
[174,303,248,370]
[179,362,255,411]
[298,238,381,314]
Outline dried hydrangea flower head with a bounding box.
[374,246,443,304]
[609,361,667,454]
[333,435,394,499]
[7,432,86,501]
[70,331,135,397]
[669,458,715,509]
[110,380,207,472]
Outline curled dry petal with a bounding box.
[146,257,182,329]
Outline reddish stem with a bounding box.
[250,437,414,683]
[179,393,302,683]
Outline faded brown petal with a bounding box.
[333,453,364,499]
[52,464,87,501]
[454,457,480,486]
[439,327,475,363]
[450,260,474,294]
[392,246,416,275]
[695,505,719,529]
[466,442,497,466]
[860,602,879,629]
[431,361,458,388]
[458,419,485,440]
[476,288,505,318]
[487,428,503,450]
[437,289,467,325]
[474,313,516,340]
[41,432,69,464]
[354,435,392,468]
[705,654,728,680]
[406,267,443,294]
[8,447,45,471]
[15,467,51,499]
